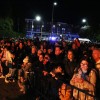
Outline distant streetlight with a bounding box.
[31,15,42,36]
[35,15,41,21]
[81,18,89,30]
[52,2,57,25]
[54,2,57,6]
[82,18,87,23]
[51,2,57,34]
[25,15,42,39]
[31,15,41,29]
[35,15,45,41]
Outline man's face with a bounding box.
[92,50,100,62]
[55,47,61,55]
[67,51,73,60]
[39,55,44,62]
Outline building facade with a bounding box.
[25,19,79,41]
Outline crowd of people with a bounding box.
[0,38,100,100]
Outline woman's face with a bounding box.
[92,50,100,62]
[80,60,88,72]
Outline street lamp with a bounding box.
[32,15,42,38]
[52,2,57,24]
[25,15,42,39]
[81,18,89,30]
[35,15,41,21]
[31,15,41,30]
[51,2,57,34]
[82,18,87,23]
[35,15,45,41]
[41,25,44,41]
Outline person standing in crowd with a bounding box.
[33,53,44,95]
[92,48,100,77]
[71,42,81,63]
[51,46,64,69]
[5,52,17,83]
[24,40,32,55]
[70,57,97,100]
[29,46,38,64]
[1,46,12,77]
[92,48,100,99]
[61,41,69,53]
[47,64,65,100]
[15,42,26,68]
[18,56,32,94]
[63,50,77,83]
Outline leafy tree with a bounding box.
[0,17,24,38]
[0,17,13,32]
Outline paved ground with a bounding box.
[0,78,35,100]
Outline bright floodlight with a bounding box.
[49,36,56,41]
[54,2,57,6]
[35,15,41,21]
[82,19,86,23]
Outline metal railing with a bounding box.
[33,76,97,100]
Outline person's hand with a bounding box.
[43,71,48,76]
[73,75,84,83]
[78,69,82,76]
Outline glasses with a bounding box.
[80,63,88,67]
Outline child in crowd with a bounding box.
[5,52,17,83]
[18,56,32,94]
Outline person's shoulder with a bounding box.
[90,68,98,76]
[96,60,100,68]
[91,68,97,73]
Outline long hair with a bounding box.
[74,57,92,75]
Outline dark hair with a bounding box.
[55,45,63,50]
[74,56,92,75]
[52,63,63,70]
[67,49,74,56]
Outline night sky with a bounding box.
[0,0,100,25]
